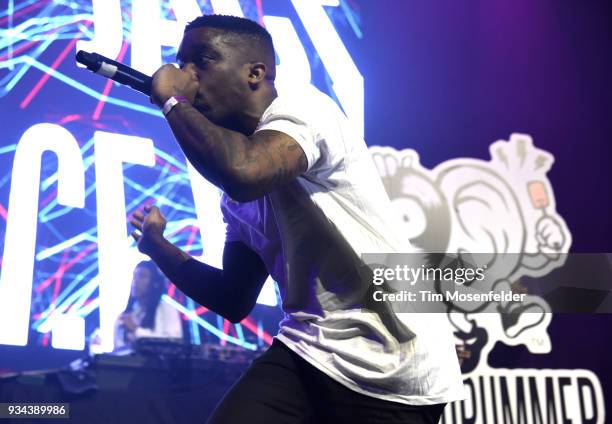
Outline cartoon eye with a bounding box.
[391,198,427,239]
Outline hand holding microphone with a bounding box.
[75,50,199,108]
[149,63,199,108]
[75,50,152,95]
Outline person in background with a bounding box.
[114,260,183,350]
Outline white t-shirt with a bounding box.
[220,85,465,405]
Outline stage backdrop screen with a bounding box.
[0,0,364,352]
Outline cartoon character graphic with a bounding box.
[370,134,605,423]
[370,133,571,371]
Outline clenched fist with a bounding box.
[130,204,168,255]
[150,63,199,108]
[535,216,565,259]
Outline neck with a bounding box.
[233,85,277,135]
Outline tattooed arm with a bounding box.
[165,102,307,202]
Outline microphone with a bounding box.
[75,50,152,96]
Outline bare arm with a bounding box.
[131,206,269,323]
[166,103,307,202]
[150,64,307,202]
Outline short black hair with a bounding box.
[185,14,275,63]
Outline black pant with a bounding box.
[207,340,446,424]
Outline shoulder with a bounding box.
[259,85,338,127]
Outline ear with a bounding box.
[247,62,267,87]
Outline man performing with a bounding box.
[130,14,464,423]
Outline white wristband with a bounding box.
[162,96,189,116]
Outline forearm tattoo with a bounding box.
[167,103,307,200]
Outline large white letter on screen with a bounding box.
[94,131,155,352]
[131,0,202,74]
[210,0,244,16]
[187,163,225,268]
[76,0,123,61]
[0,124,85,346]
[291,0,364,137]
[263,16,311,94]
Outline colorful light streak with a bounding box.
[0,0,362,351]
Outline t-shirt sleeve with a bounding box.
[223,216,242,243]
[255,108,320,173]
[220,197,242,243]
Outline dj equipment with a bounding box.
[0,341,263,424]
